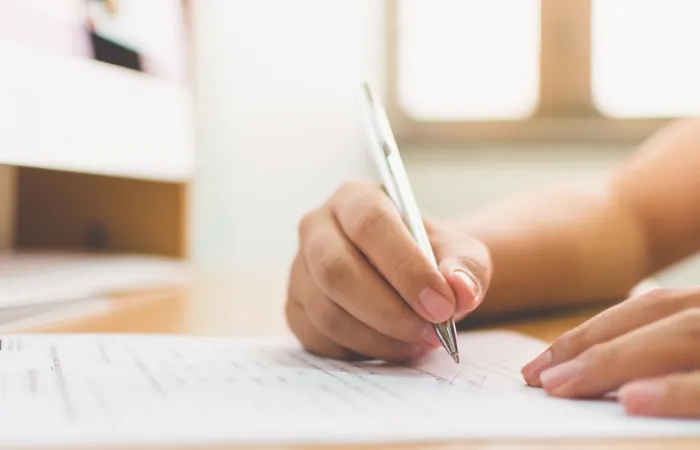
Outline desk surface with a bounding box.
[24,269,700,450]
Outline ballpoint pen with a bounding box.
[359,81,460,364]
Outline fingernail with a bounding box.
[540,360,584,391]
[422,324,442,346]
[619,381,665,414]
[419,287,453,322]
[521,350,552,385]
[454,270,482,303]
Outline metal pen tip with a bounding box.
[451,352,460,364]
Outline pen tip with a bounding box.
[451,352,459,364]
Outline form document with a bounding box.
[0,331,696,447]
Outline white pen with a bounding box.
[359,81,459,364]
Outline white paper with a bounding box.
[0,298,112,332]
[0,251,189,309]
[0,331,696,447]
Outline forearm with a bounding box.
[452,183,651,318]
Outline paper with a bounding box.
[0,331,696,447]
[0,251,188,308]
[0,298,112,332]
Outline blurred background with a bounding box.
[193,0,700,285]
[1,0,699,289]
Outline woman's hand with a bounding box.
[521,287,700,418]
[285,181,491,364]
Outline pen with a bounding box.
[359,81,460,364]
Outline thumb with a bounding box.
[435,243,491,319]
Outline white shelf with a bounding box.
[0,41,194,182]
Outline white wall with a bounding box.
[186,1,700,288]
[189,1,383,270]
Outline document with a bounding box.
[0,331,697,447]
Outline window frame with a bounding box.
[385,0,670,146]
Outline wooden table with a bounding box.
[19,269,700,450]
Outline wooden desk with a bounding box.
[18,270,700,450]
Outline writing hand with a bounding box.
[522,287,700,418]
[285,181,491,363]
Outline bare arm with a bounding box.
[455,118,700,319]
[284,119,700,363]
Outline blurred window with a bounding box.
[390,0,696,144]
[397,0,540,120]
[592,0,700,117]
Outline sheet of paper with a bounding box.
[0,331,696,447]
[0,251,189,308]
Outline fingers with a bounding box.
[619,372,700,418]
[440,267,482,318]
[522,287,700,387]
[288,180,494,363]
[299,208,435,347]
[430,222,491,318]
[287,254,432,363]
[285,288,360,361]
[538,308,700,399]
[332,182,457,323]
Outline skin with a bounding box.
[285,117,700,418]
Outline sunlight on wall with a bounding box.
[397,0,540,120]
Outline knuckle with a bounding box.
[307,242,353,295]
[641,288,675,304]
[587,342,617,367]
[312,298,346,335]
[553,324,589,361]
[346,202,388,243]
[394,251,424,285]
[633,286,700,318]
[637,288,672,315]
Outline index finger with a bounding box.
[540,309,700,399]
[332,182,457,324]
[521,287,700,387]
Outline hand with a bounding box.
[521,287,700,418]
[285,181,491,363]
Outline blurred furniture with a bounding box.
[0,1,193,323]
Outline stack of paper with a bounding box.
[0,331,695,447]
[0,251,189,309]
[0,250,188,331]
